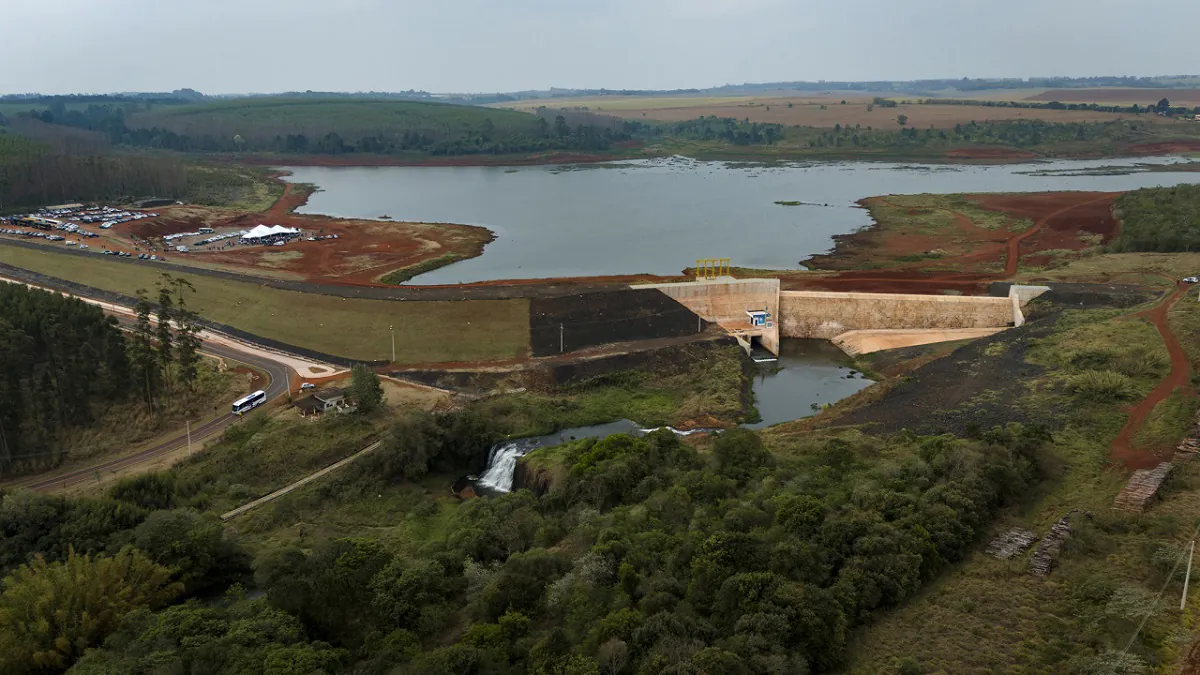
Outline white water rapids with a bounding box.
[476,423,715,493]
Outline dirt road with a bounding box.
[1110,283,1194,469]
[8,338,292,493]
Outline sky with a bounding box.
[5,0,1199,95]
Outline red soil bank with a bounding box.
[944,147,1039,160]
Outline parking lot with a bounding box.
[0,204,165,261]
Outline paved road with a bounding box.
[12,332,293,493]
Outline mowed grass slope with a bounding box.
[0,246,529,364]
[128,97,545,138]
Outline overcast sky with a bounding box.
[6,0,1198,94]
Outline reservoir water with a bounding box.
[281,156,1200,284]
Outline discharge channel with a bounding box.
[475,339,872,492]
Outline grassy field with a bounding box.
[503,94,1178,129]
[0,246,530,364]
[1022,252,1200,287]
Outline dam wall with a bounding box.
[778,290,1015,339]
[638,278,780,354]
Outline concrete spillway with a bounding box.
[635,278,1048,355]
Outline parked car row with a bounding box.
[0,227,74,243]
[101,250,160,261]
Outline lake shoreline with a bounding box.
[225,144,1200,169]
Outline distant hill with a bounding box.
[119,97,632,155]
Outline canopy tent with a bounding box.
[241,224,300,240]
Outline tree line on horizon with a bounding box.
[6,99,645,157]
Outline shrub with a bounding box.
[1068,369,1135,401]
[0,548,181,672]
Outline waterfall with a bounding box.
[475,422,720,494]
[476,441,526,493]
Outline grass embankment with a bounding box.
[0,246,530,363]
[843,301,1200,673]
[378,253,465,285]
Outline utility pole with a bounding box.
[1182,540,1196,610]
[186,420,192,455]
[560,323,564,354]
[389,324,395,362]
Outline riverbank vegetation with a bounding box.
[1111,184,1200,252]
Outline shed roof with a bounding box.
[294,397,326,412]
[313,387,345,402]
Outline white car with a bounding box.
[1185,277,1199,284]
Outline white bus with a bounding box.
[232,390,267,415]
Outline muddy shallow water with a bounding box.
[280,156,1200,284]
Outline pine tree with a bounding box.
[131,291,160,412]
[155,276,175,387]
[171,277,202,389]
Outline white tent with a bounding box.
[241,224,300,240]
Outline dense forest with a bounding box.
[0,396,1049,673]
[6,98,643,157]
[1111,184,1200,252]
[0,284,128,475]
[0,128,189,210]
[0,276,208,476]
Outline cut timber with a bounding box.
[985,528,1038,560]
[1112,462,1174,513]
[1175,409,1200,458]
[1030,511,1085,577]
[832,327,1006,356]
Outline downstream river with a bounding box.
[281,155,1200,284]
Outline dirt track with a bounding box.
[1110,283,1194,469]
[983,193,1120,275]
[802,191,1121,294]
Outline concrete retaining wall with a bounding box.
[638,278,780,353]
[779,290,1015,339]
